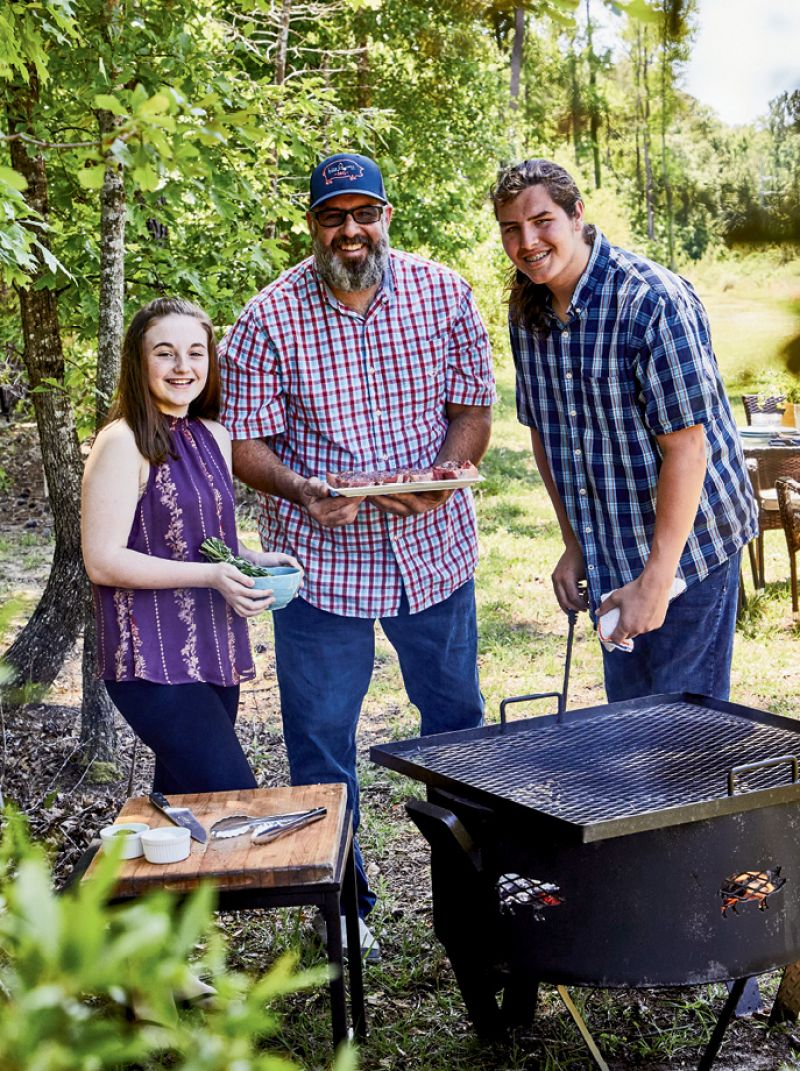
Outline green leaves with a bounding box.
[0,808,338,1071]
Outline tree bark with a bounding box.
[264,0,292,244]
[585,0,601,189]
[641,29,655,241]
[509,7,524,110]
[660,4,676,269]
[3,70,87,706]
[95,109,125,429]
[78,87,127,764]
[569,44,582,165]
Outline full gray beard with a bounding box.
[313,231,389,293]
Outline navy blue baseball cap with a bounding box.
[309,153,388,210]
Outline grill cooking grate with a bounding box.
[393,700,800,827]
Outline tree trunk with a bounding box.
[95,110,125,429]
[641,31,655,241]
[585,0,601,188]
[264,0,292,244]
[509,7,524,110]
[660,6,676,269]
[569,44,582,165]
[274,0,292,86]
[78,95,127,765]
[3,72,87,706]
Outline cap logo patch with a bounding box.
[322,159,365,186]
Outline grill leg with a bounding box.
[449,954,503,1039]
[501,974,539,1030]
[556,986,610,1071]
[696,976,748,1071]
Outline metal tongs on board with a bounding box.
[209,807,327,844]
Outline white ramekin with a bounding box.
[140,826,191,864]
[100,822,150,860]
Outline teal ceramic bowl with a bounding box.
[251,567,302,610]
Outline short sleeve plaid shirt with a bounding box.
[511,232,758,610]
[220,250,495,617]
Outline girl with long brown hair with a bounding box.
[82,297,300,792]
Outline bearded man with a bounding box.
[219,153,495,959]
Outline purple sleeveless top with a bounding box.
[93,417,255,686]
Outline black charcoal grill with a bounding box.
[371,678,800,1069]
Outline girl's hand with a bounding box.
[250,551,304,575]
[210,562,275,618]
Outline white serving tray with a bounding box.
[331,475,483,497]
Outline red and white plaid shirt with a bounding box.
[220,250,495,617]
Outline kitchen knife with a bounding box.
[148,792,208,843]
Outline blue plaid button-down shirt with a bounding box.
[511,231,757,610]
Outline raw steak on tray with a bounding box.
[326,460,478,489]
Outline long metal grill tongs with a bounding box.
[209,807,327,843]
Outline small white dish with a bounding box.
[140,826,191,864]
[100,822,150,860]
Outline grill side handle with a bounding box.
[727,754,799,796]
[498,610,577,730]
[499,691,564,729]
[405,800,482,874]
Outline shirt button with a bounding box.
[368,366,376,375]
[375,409,382,416]
[565,372,573,380]
[585,525,592,532]
[570,410,577,417]
[579,487,587,496]
[574,448,582,456]
[563,331,570,340]
[588,564,595,571]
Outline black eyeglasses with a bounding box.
[311,205,386,228]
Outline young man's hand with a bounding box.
[552,541,589,613]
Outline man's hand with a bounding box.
[596,572,673,646]
[552,541,589,613]
[300,477,365,527]
[369,488,453,516]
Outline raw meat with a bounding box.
[326,461,478,489]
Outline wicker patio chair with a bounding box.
[742,394,786,425]
[746,452,800,589]
[745,458,780,588]
[776,476,800,613]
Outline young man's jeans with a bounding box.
[602,551,741,703]
[272,580,484,918]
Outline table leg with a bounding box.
[321,895,348,1048]
[343,841,366,1039]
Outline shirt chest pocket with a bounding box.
[576,348,637,405]
[376,335,447,413]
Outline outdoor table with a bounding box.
[740,438,800,588]
[78,782,366,1051]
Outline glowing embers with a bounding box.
[720,867,786,917]
[497,873,564,919]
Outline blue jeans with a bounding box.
[105,680,256,794]
[601,551,741,703]
[272,580,484,918]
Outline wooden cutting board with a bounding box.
[83,783,348,897]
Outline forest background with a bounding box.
[2,0,800,758]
